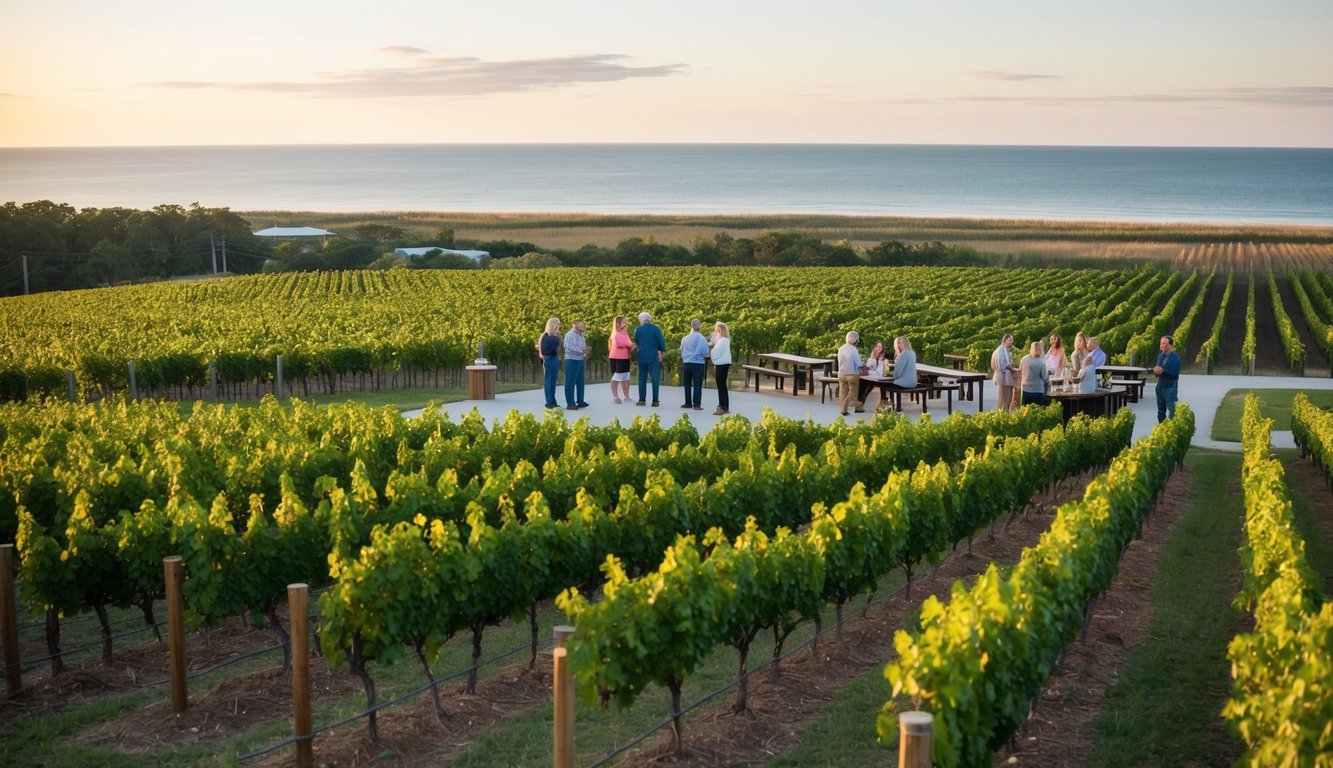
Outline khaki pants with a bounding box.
[838,374,861,414]
[996,384,1015,412]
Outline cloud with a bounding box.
[0,92,32,99]
[966,71,1062,81]
[883,86,1333,108]
[378,46,431,57]
[146,50,687,98]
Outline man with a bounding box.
[679,319,709,411]
[633,311,667,406]
[836,331,864,417]
[990,333,1018,413]
[1153,334,1181,422]
[1088,336,1108,369]
[562,319,590,409]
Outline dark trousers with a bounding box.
[564,358,585,406]
[1021,390,1048,406]
[682,362,705,406]
[542,356,559,406]
[714,363,730,410]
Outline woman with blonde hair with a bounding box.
[537,317,561,408]
[607,315,634,403]
[1070,332,1089,377]
[708,321,732,415]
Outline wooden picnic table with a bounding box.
[914,362,989,411]
[750,352,834,397]
[1099,364,1148,380]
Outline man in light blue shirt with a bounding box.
[679,319,709,410]
[836,331,863,416]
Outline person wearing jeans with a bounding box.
[679,319,708,410]
[1153,334,1181,422]
[563,319,589,409]
[537,317,561,408]
[633,311,666,406]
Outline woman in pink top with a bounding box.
[608,315,634,403]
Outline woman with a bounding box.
[607,315,634,404]
[1044,333,1067,373]
[537,317,561,408]
[857,339,888,406]
[708,321,732,415]
[1019,340,1050,406]
[890,336,917,389]
[1069,332,1089,377]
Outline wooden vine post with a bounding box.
[164,556,188,712]
[553,625,575,768]
[288,583,313,768]
[1,544,21,696]
[897,711,933,768]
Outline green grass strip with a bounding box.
[1211,388,1333,442]
[1085,451,1245,767]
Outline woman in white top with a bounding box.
[1044,333,1067,373]
[709,321,732,415]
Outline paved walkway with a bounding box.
[407,373,1332,452]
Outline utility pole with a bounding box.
[210,233,218,274]
[21,253,29,295]
[221,236,227,274]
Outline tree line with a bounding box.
[0,200,985,296]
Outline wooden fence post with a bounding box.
[66,369,77,402]
[209,361,218,403]
[127,361,139,401]
[897,711,932,768]
[276,354,284,399]
[164,556,187,712]
[553,626,575,768]
[288,583,313,768]
[1,544,21,696]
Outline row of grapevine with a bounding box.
[1265,269,1307,371]
[876,405,1194,768]
[1289,272,1333,375]
[1170,267,1216,360]
[0,266,1174,399]
[557,410,1135,755]
[1292,392,1333,485]
[1223,394,1332,766]
[1241,273,1258,372]
[1196,269,1235,366]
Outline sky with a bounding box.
[2,0,1331,148]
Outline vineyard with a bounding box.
[1,260,1332,766]
[2,259,1333,403]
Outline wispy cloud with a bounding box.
[147,49,687,98]
[966,71,1062,81]
[378,45,431,57]
[885,86,1333,108]
[0,92,31,99]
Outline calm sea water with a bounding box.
[2,144,1331,224]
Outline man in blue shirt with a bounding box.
[679,319,709,410]
[1153,335,1181,422]
[634,311,667,407]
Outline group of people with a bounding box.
[835,333,918,416]
[991,331,1181,422]
[537,312,733,415]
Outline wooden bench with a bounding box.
[818,374,840,403]
[1109,378,1146,403]
[870,381,961,415]
[742,364,795,393]
[942,353,969,371]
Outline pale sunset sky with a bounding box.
[2,0,1330,148]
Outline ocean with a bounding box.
[2,144,1331,225]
